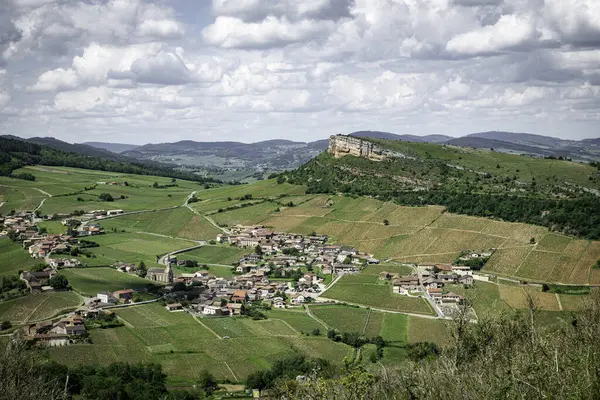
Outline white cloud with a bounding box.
[2,0,600,142]
[202,16,335,49]
[446,14,539,55]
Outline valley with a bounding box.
[1,135,599,393]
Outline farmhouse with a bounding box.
[393,275,420,294]
[166,303,183,312]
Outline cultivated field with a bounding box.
[48,303,352,383]
[204,189,600,285]
[100,208,221,241]
[61,267,159,296]
[69,232,193,268]
[0,292,81,323]
[0,238,40,276]
[321,277,434,315]
[180,245,248,265]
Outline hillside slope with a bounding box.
[285,135,600,239]
[0,136,218,183]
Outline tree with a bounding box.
[48,275,69,290]
[383,219,390,225]
[197,370,216,393]
[255,244,263,256]
[311,328,321,336]
[152,182,159,188]
[98,193,114,202]
[529,237,536,244]
[137,261,147,278]
[594,260,600,269]
[0,320,11,330]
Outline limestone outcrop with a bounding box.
[328,135,393,161]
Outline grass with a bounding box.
[61,268,160,296]
[0,238,41,276]
[100,208,220,241]
[323,277,434,315]
[309,305,370,333]
[69,232,193,268]
[407,316,450,346]
[179,245,248,265]
[0,292,81,323]
[47,303,352,383]
[0,183,47,214]
[447,282,512,317]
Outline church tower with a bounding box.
[166,256,174,283]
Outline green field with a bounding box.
[180,245,248,265]
[0,238,40,276]
[67,232,193,268]
[48,304,352,383]
[0,292,82,323]
[100,207,220,241]
[322,277,434,315]
[0,184,47,214]
[61,267,160,296]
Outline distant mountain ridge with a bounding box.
[82,142,140,154]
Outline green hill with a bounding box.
[285,135,600,239]
[0,136,219,184]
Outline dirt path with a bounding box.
[316,296,447,320]
[303,305,329,329]
[193,315,222,339]
[224,361,238,382]
[362,309,371,335]
[556,293,563,311]
[33,188,53,197]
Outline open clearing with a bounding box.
[0,238,40,276]
[0,292,81,323]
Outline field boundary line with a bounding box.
[224,361,238,382]
[555,294,563,311]
[362,309,371,335]
[303,305,329,329]
[23,295,51,324]
[513,246,535,276]
[568,241,590,283]
[265,318,301,335]
[193,316,222,339]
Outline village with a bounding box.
[5,215,489,348]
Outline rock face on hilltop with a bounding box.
[328,135,389,161]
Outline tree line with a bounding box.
[0,137,220,184]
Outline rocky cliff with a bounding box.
[328,135,396,161]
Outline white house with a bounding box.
[202,305,221,315]
[97,292,116,304]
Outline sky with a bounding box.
[0,0,599,145]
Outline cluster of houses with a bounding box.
[20,269,57,293]
[70,209,124,221]
[21,313,88,347]
[217,225,380,275]
[386,264,476,305]
[168,267,316,315]
[94,289,135,306]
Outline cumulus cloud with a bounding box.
[202,16,335,49]
[3,0,600,142]
[6,0,185,59]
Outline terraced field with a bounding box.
[208,190,600,285]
